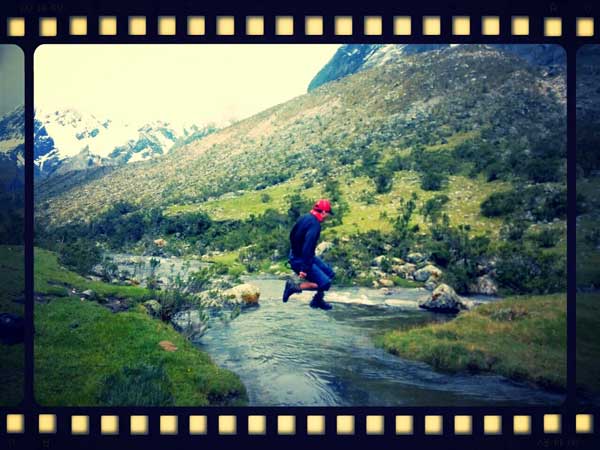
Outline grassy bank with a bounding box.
[379,294,566,390]
[32,246,247,406]
[0,245,24,406]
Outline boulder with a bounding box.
[371,255,387,267]
[171,309,209,340]
[413,265,443,282]
[378,278,395,288]
[81,289,95,299]
[223,283,260,306]
[468,275,498,296]
[406,252,425,264]
[418,283,468,313]
[153,238,167,247]
[316,241,333,257]
[143,300,162,317]
[424,280,437,291]
[392,263,416,278]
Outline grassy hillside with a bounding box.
[30,246,246,406]
[36,45,565,227]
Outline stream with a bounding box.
[107,254,563,406]
[197,276,564,406]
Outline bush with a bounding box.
[495,244,566,294]
[420,171,446,191]
[374,170,393,194]
[480,191,520,217]
[260,193,271,203]
[98,364,174,406]
[529,228,562,248]
[59,239,102,275]
[421,194,450,224]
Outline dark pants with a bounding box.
[289,256,335,294]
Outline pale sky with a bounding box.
[0,45,24,116]
[34,44,340,128]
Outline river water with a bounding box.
[196,276,564,406]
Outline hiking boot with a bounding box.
[282,279,301,303]
[309,298,333,310]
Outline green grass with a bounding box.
[576,293,600,395]
[28,245,247,406]
[379,294,566,390]
[0,245,24,406]
[165,174,322,221]
[35,297,247,406]
[577,176,600,287]
[35,247,150,302]
[165,167,509,240]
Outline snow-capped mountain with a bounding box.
[0,105,24,192]
[32,108,217,178]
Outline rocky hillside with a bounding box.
[308,44,565,92]
[36,45,565,233]
[0,105,24,190]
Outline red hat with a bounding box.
[313,199,334,215]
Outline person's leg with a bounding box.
[313,257,335,281]
[307,263,333,310]
[284,258,320,302]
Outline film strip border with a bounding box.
[0,412,596,436]
[0,15,596,38]
[0,4,594,445]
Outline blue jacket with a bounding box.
[289,213,321,273]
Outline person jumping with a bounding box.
[282,199,335,310]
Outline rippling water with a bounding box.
[197,277,564,406]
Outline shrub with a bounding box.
[59,239,102,275]
[529,228,562,248]
[420,171,446,191]
[495,244,566,294]
[480,191,520,217]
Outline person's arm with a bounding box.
[300,224,320,274]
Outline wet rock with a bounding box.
[418,283,468,313]
[380,288,393,296]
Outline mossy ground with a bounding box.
[379,294,566,390]
[0,245,24,406]
[27,246,247,406]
